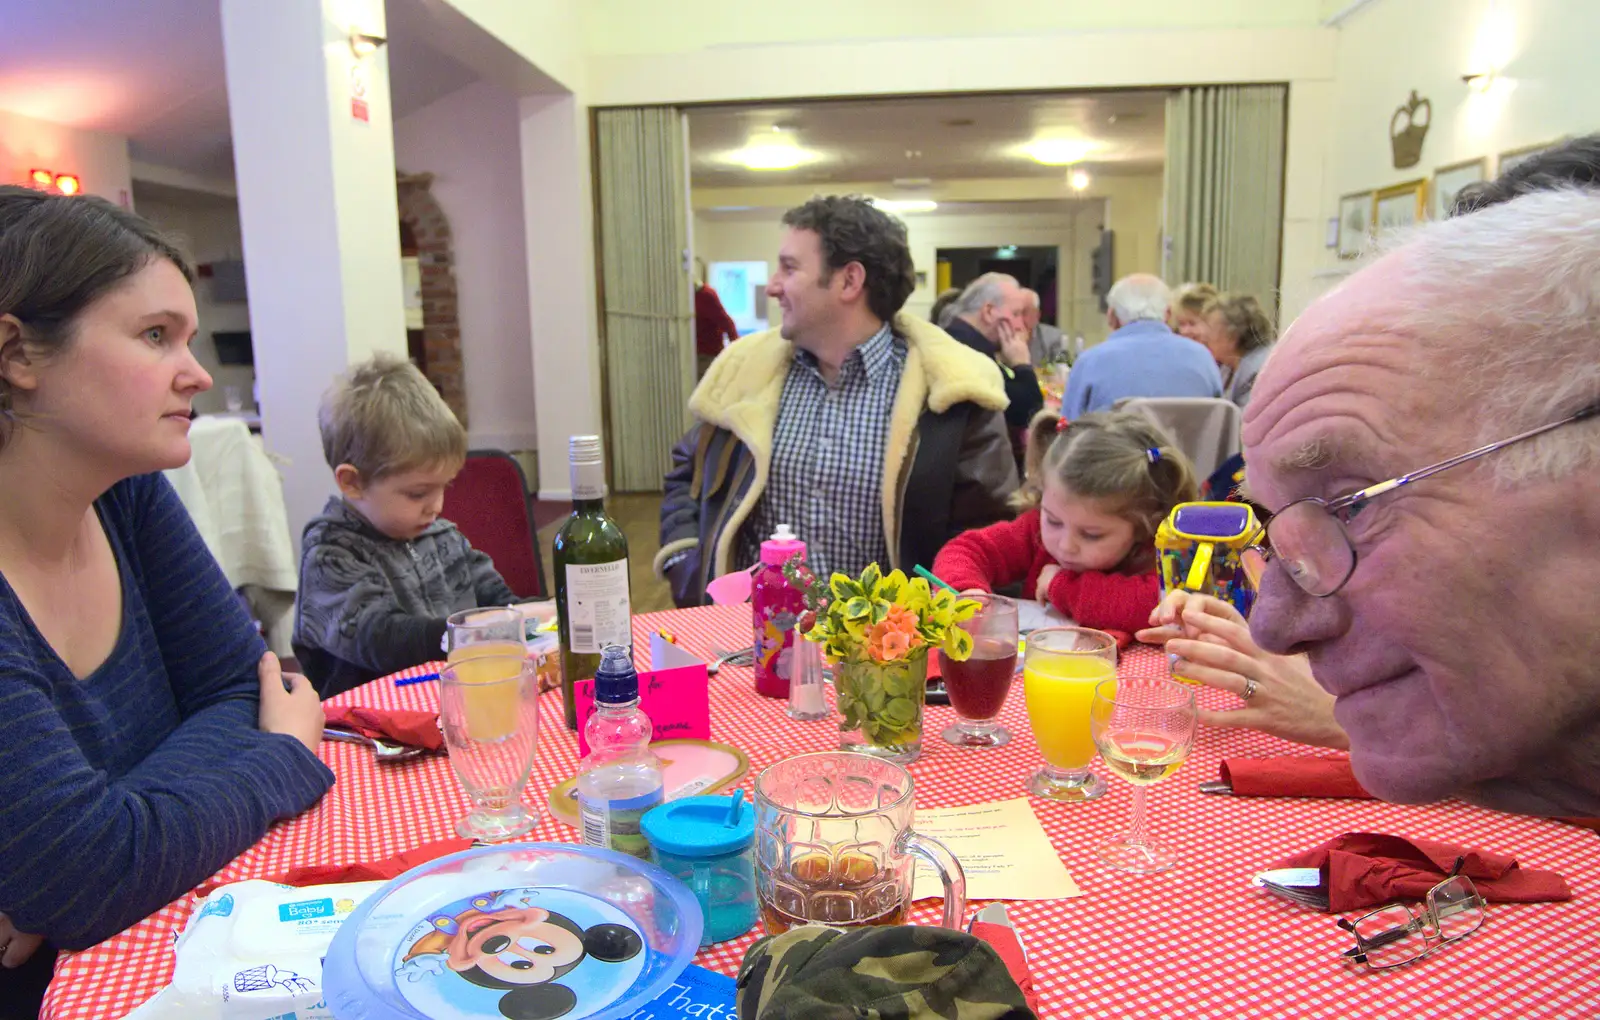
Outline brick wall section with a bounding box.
[396,173,468,426]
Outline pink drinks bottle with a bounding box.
[752,524,807,699]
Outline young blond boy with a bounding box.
[293,356,520,697]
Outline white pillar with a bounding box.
[521,92,602,500]
[222,0,407,542]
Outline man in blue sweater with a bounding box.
[1062,274,1223,419]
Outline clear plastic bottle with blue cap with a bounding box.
[641,791,758,945]
[577,645,663,861]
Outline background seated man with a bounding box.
[940,273,1042,430]
[1063,274,1222,418]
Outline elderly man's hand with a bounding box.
[995,319,1032,368]
[0,913,44,968]
[1137,591,1349,751]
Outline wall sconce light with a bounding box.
[28,169,81,195]
[350,32,387,57]
[1461,70,1497,93]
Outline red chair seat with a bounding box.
[441,451,545,598]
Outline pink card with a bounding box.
[571,634,712,757]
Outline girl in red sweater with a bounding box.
[933,409,1198,635]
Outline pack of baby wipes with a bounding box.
[122,878,384,1020]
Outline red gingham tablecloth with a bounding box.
[44,605,1600,1019]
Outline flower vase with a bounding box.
[833,650,927,764]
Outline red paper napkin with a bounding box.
[1278,832,1572,913]
[194,838,474,896]
[273,838,474,887]
[324,704,444,751]
[1219,756,1373,799]
[969,920,1039,1014]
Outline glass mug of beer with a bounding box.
[754,752,967,933]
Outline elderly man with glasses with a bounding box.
[1153,188,1600,819]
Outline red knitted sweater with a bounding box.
[932,508,1160,635]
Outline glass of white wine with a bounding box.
[1088,675,1198,874]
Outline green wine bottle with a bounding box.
[553,435,632,729]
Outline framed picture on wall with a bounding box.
[1374,179,1427,233]
[1337,191,1375,259]
[1430,157,1487,219]
[1497,138,1566,176]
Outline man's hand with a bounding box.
[996,319,1032,368]
[258,652,324,754]
[0,912,44,969]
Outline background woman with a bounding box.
[1194,292,1276,410]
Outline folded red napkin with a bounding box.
[273,838,474,887]
[193,838,475,896]
[969,919,1039,1014]
[324,704,443,751]
[1278,832,1572,913]
[1219,756,1373,799]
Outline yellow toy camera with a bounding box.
[1155,501,1261,618]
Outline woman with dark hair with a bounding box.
[0,187,332,1015]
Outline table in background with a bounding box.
[163,415,298,656]
[45,606,1600,1019]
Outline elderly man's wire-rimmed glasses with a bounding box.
[1251,403,1600,597]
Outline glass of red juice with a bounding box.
[939,593,1019,747]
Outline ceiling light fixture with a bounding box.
[1069,170,1091,192]
[727,130,819,171]
[350,32,387,57]
[873,199,938,214]
[28,169,81,195]
[1020,137,1097,166]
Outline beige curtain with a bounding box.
[595,107,695,492]
[1163,85,1287,312]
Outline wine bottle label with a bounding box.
[564,559,631,653]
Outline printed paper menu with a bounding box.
[912,798,1081,901]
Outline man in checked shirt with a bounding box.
[658,195,1019,607]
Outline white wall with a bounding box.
[580,0,1323,54]
[394,80,537,453]
[222,0,410,544]
[1309,0,1600,299]
[0,108,131,204]
[129,186,255,415]
[432,0,596,499]
[587,26,1336,323]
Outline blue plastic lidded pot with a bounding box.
[641,791,758,945]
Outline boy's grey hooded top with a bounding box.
[293,497,517,698]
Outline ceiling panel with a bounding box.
[689,90,1166,188]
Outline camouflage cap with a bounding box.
[735,925,1037,1020]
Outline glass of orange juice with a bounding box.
[1022,627,1117,802]
[441,654,540,840]
[445,608,527,736]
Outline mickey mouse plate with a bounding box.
[323,843,703,1020]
